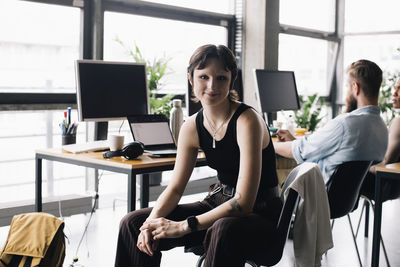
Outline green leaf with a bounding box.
[293,93,325,131]
[379,70,400,125]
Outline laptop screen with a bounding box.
[130,121,175,146]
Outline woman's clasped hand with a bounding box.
[137,217,189,256]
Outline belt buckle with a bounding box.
[222,185,234,197]
[209,186,222,196]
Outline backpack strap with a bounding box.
[7,255,22,267]
[23,256,32,267]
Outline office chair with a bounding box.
[184,169,300,267]
[325,160,372,267]
[353,173,400,267]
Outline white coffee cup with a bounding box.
[109,135,125,151]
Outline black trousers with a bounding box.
[114,192,281,267]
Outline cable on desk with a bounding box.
[69,171,104,267]
[118,120,124,134]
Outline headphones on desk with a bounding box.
[103,141,144,160]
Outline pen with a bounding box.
[63,111,68,131]
[72,123,78,135]
[67,107,71,126]
[67,122,75,135]
[60,123,65,135]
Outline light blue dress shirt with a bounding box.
[292,106,388,183]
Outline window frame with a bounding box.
[0,0,236,110]
[279,0,343,116]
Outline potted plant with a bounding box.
[379,71,400,125]
[294,93,325,132]
[115,38,175,185]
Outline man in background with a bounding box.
[274,59,388,183]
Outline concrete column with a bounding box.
[242,0,279,111]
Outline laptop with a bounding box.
[128,114,177,157]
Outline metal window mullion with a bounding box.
[345,30,400,36]
[103,0,234,27]
[332,0,345,117]
[227,19,236,55]
[0,93,76,105]
[280,24,340,42]
[20,0,76,7]
[80,0,106,197]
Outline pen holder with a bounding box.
[62,134,76,145]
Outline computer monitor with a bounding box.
[254,69,300,112]
[75,60,149,122]
[253,70,300,124]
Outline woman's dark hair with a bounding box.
[187,44,239,102]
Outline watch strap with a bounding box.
[186,216,198,232]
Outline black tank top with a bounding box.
[196,103,279,202]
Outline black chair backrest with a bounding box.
[275,188,299,254]
[326,160,372,219]
[264,171,300,265]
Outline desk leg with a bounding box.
[35,157,42,212]
[94,169,99,209]
[127,171,136,212]
[140,174,149,208]
[371,172,383,267]
[364,201,370,238]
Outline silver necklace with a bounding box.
[203,102,231,149]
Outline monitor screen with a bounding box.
[253,70,300,113]
[75,60,149,121]
[130,121,175,146]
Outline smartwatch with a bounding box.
[186,216,199,232]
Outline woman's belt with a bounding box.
[209,182,279,200]
[209,183,235,197]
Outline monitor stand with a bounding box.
[264,112,277,126]
[95,122,108,141]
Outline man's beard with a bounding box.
[345,94,357,113]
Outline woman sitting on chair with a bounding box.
[361,77,400,200]
[114,44,282,267]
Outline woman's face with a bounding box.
[392,78,400,109]
[190,58,231,107]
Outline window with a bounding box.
[343,35,400,72]
[279,34,337,96]
[345,0,400,33]
[342,0,400,105]
[280,0,335,32]
[0,109,87,201]
[140,0,235,14]
[1,0,235,204]
[0,1,82,203]
[104,12,228,94]
[0,0,80,93]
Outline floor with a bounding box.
[1,192,400,267]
